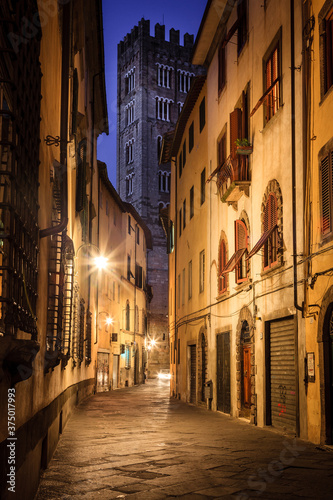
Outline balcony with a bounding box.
[216,154,251,209]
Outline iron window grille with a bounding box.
[0,0,41,338]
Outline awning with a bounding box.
[222,248,246,275]
[246,224,277,260]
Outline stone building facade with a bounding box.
[117,19,203,375]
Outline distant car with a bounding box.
[157,369,171,380]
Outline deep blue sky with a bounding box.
[97,0,207,186]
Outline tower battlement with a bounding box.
[118,18,194,56]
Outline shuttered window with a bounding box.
[230,108,242,160]
[264,193,278,268]
[218,133,226,167]
[76,139,87,212]
[320,7,333,96]
[235,219,248,283]
[218,239,227,294]
[237,0,247,55]
[199,97,206,132]
[320,151,333,236]
[218,44,226,94]
[264,44,280,122]
[189,122,194,152]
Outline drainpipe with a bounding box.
[291,0,303,314]
[40,1,71,239]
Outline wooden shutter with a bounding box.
[219,239,227,293]
[235,219,247,250]
[264,193,278,231]
[230,108,242,160]
[325,16,333,91]
[321,153,332,235]
[218,133,226,167]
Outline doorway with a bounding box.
[216,332,231,414]
[97,352,109,392]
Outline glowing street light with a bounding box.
[94,255,108,271]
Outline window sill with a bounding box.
[320,84,333,106]
[319,232,333,248]
[234,279,252,293]
[216,290,230,302]
[262,104,284,131]
[260,259,284,278]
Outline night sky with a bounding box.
[97,0,207,186]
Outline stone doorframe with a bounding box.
[236,306,256,424]
[317,285,333,444]
[197,326,208,406]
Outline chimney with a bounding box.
[170,28,180,45]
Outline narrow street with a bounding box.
[35,380,333,500]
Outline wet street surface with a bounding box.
[35,380,333,499]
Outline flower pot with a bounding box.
[236,145,253,155]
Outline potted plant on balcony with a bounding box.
[235,138,253,155]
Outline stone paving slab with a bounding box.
[35,380,333,499]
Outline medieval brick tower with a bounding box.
[117,19,200,376]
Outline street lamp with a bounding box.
[75,242,109,273]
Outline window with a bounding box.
[127,254,131,281]
[237,0,248,55]
[159,171,170,193]
[128,215,131,234]
[156,97,173,121]
[218,239,227,294]
[188,260,192,300]
[178,70,194,92]
[156,63,173,88]
[135,263,143,288]
[218,44,226,94]
[218,133,227,167]
[263,193,278,268]
[183,199,186,229]
[76,139,87,212]
[199,250,205,293]
[320,150,333,237]
[179,208,182,236]
[157,136,162,160]
[199,97,206,132]
[125,67,135,93]
[126,173,134,195]
[183,140,186,168]
[235,219,248,283]
[190,186,194,219]
[189,122,194,152]
[126,100,135,125]
[126,302,130,331]
[264,43,280,123]
[179,151,183,178]
[126,139,134,164]
[320,5,333,96]
[167,220,175,254]
[136,226,140,245]
[182,268,185,305]
[200,168,206,205]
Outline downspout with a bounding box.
[291,0,303,314]
[40,1,71,239]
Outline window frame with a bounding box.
[263,193,279,270]
[263,29,282,125]
[199,249,205,293]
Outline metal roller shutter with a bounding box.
[270,318,296,432]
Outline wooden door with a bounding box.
[216,332,231,413]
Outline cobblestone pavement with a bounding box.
[35,380,333,500]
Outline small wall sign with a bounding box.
[307,352,315,382]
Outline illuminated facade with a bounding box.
[0,0,108,497]
[163,0,314,438]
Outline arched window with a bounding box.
[263,193,278,269]
[218,239,227,294]
[235,219,248,283]
[157,136,162,159]
[126,302,130,331]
